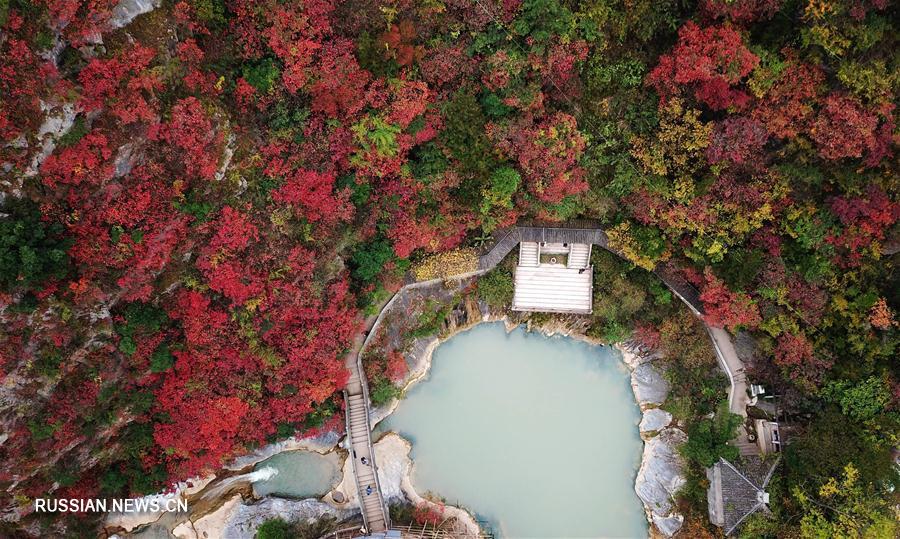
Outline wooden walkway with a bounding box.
[344,321,390,532]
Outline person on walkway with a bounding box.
[361,456,369,466]
[366,485,373,496]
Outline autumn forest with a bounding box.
[0,0,897,537]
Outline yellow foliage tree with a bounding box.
[630,98,712,202]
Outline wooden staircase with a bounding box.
[567,243,591,269]
[518,242,540,267]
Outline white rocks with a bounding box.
[24,102,77,177]
[616,343,685,537]
[214,133,235,183]
[109,0,161,29]
[634,428,687,537]
[331,432,482,535]
[106,494,178,532]
[176,494,241,539]
[618,343,654,370]
[653,513,685,537]
[639,408,672,434]
[373,432,409,501]
[630,362,670,406]
[113,143,138,178]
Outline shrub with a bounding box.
[255,518,292,539]
[150,344,175,373]
[116,302,169,356]
[411,299,452,337]
[243,57,281,93]
[477,267,514,308]
[369,376,401,406]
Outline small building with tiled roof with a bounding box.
[706,456,780,536]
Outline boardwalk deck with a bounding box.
[512,264,592,314]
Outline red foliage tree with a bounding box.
[647,22,759,110]
[773,332,832,391]
[196,207,265,305]
[706,116,769,168]
[700,267,762,330]
[633,323,662,352]
[827,186,900,264]
[381,176,470,258]
[309,40,371,120]
[256,1,333,93]
[419,44,477,91]
[154,394,250,477]
[42,0,117,46]
[378,20,424,67]
[0,21,59,145]
[700,0,782,23]
[79,43,160,125]
[809,94,880,161]
[543,40,590,98]
[385,351,408,382]
[413,503,445,526]
[489,112,588,204]
[751,55,824,139]
[273,169,353,225]
[149,97,223,180]
[40,132,114,188]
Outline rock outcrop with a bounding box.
[174,496,351,539]
[618,344,686,537]
[110,0,161,29]
[634,428,687,519]
[639,408,673,435]
[630,362,670,407]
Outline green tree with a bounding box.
[116,302,169,356]
[784,409,898,491]
[481,167,520,215]
[243,57,281,93]
[681,404,742,467]
[0,197,71,291]
[821,377,891,422]
[369,376,401,406]
[150,344,175,373]
[794,464,897,539]
[439,91,497,202]
[350,238,396,285]
[739,511,779,538]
